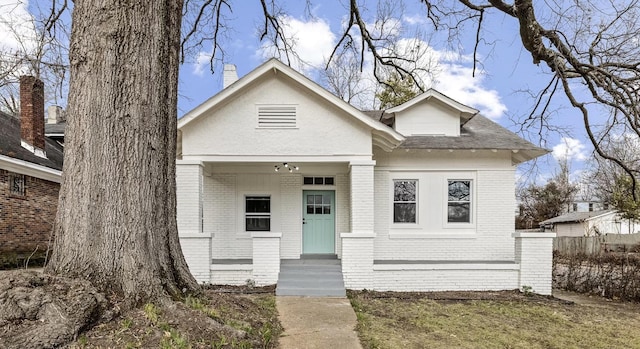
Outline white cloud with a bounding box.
[434,63,507,120]
[552,137,588,162]
[192,51,212,76]
[403,14,427,25]
[255,16,507,118]
[257,16,335,72]
[0,1,37,52]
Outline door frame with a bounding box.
[301,189,336,255]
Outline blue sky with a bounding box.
[175,1,592,180]
[1,0,594,182]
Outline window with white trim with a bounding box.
[447,180,471,223]
[257,105,296,128]
[245,196,270,231]
[393,180,417,223]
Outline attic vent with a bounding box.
[257,105,297,128]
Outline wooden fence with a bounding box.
[553,233,640,255]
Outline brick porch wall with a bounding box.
[0,169,59,253]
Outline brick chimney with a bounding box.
[19,75,45,155]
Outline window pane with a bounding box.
[323,206,331,214]
[307,205,314,214]
[324,177,334,185]
[246,217,270,231]
[394,203,416,223]
[246,197,270,213]
[307,196,314,205]
[394,181,416,202]
[323,194,331,205]
[448,203,470,223]
[315,207,323,214]
[448,181,470,201]
[314,177,324,185]
[314,195,322,204]
[304,177,314,185]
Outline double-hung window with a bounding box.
[246,196,270,231]
[447,180,471,223]
[393,180,417,223]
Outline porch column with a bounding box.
[513,232,556,295]
[252,232,282,286]
[176,160,203,234]
[349,160,375,233]
[341,160,376,289]
[176,160,210,283]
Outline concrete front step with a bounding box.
[276,259,346,297]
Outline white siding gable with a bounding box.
[181,75,373,158]
[394,99,462,137]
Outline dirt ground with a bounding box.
[67,285,282,349]
[0,270,281,349]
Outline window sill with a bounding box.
[388,232,477,239]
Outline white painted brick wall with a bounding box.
[373,169,516,261]
[280,174,301,259]
[176,161,203,234]
[373,268,519,291]
[252,233,281,286]
[210,268,253,285]
[209,174,253,259]
[350,163,375,233]
[341,233,374,289]
[179,235,211,284]
[515,232,555,295]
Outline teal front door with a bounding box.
[303,190,335,254]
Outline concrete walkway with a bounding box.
[277,296,362,349]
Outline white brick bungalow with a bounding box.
[176,59,555,295]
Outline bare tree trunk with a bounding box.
[46,0,199,304]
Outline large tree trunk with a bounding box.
[46,0,199,304]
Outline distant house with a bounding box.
[0,76,64,260]
[176,59,556,295]
[540,210,639,236]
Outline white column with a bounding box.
[252,232,282,286]
[349,160,375,233]
[341,160,376,289]
[179,234,211,284]
[341,232,374,289]
[176,160,210,283]
[513,232,556,295]
[176,160,203,234]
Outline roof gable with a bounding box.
[178,59,404,151]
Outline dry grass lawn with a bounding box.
[348,290,640,349]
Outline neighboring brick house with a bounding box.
[0,76,64,259]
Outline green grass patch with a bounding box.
[349,290,640,349]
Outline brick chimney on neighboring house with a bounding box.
[19,75,46,157]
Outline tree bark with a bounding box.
[46,0,199,305]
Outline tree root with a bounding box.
[0,270,111,349]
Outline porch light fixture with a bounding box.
[274,162,300,173]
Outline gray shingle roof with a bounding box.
[45,122,66,135]
[362,111,547,154]
[539,210,616,225]
[0,111,64,171]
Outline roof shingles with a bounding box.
[0,111,64,171]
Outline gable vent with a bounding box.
[257,105,297,128]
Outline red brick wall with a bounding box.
[0,169,59,254]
